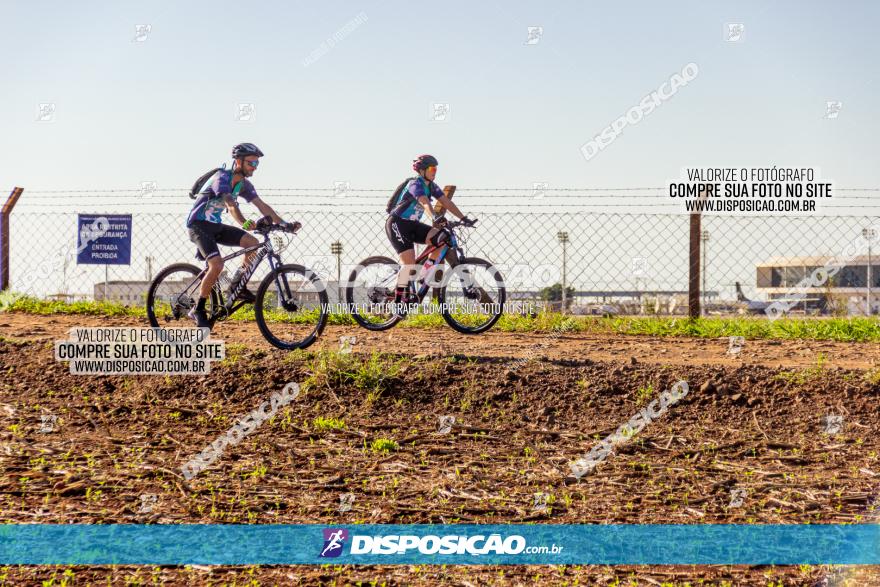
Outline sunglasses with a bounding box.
[425,165,437,173]
[244,159,260,168]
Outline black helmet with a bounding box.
[232,143,264,159]
[412,154,438,172]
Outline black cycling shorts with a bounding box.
[385,216,432,254]
[188,220,250,261]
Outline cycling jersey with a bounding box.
[389,177,444,221]
[186,169,258,227]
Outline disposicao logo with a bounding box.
[318,530,561,558]
[320,528,349,558]
[350,534,527,555]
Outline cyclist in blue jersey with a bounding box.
[385,154,475,303]
[186,143,299,328]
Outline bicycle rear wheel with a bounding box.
[438,257,506,334]
[254,264,328,350]
[345,256,402,331]
[146,263,220,328]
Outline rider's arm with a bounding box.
[417,196,436,223]
[250,197,284,224]
[223,194,249,226]
[221,172,251,227]
[434,194,466,220]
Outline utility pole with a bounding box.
[331,241,343,304]
[864,228,876,315]
[557,231,569,313]
[701,230,710,315]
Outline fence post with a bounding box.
[0,187,25,291]
[688,211,701,318]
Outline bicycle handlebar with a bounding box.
[254,216,300,235]
[445,219,478,229]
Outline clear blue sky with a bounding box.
[3,0,878,192]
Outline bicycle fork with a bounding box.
[443,248,488,303]
[268,253,299,312]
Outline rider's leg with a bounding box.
[426,227,476,298]
[188,222,223,299]
[237,233,259,272]
[199,255,224,300]
[423,227,458,296]
[396,248,417,295]
[425,227,450,264]
[426,225,444,263]
[204,227,258,302]
[399,227,449,291]
[397,229,449,301]
[386,216,418,297]
[230,233,259,284]
[189,253,222,328]
[225,233,260,303]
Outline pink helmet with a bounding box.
[412,154,438,172]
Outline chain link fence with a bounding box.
[5,188,880,316]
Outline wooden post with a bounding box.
[688,186,708,319]
[689,213,701,318]
[432,185,456,217]
[0,187,25,291]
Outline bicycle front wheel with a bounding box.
[254,264,328,350]
[438,257,506,334]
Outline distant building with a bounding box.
[95,278,236,306]
[96,279,258,306]
[47,293,90,303]
[94,280,152,305]
[756,255,880,313]
[94,279,362,310]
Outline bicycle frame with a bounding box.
[394,226,468,303]
[410,242,452,301]
[178,232,297,321]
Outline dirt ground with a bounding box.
[1,312,879,370]
[1,312,879,586]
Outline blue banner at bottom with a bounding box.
[1,524,879,565]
